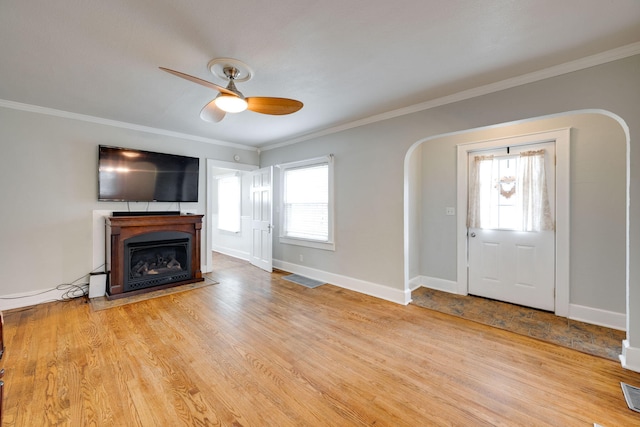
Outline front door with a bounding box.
[468,142,555,311]
[250,167,273,272]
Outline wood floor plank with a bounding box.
[2,253,640,426]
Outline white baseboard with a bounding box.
[621,340,640,373]
[212,246,250,262]
[274,260,411,305]
[568,304,626,331]
[0,287,73,311]
[413,275,460,294]
[408,276,423,292]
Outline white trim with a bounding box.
[211,245,250,262]
[278,155,335,251]
[455,128,571,316]
[0,99,256,151]
[555,130,571,317]
[92,209,111,272]
[278,237,335,251]
[408,276,423,292]
[262,42,640,151]
[2,43,638,151]
[410,275,459,294]
[213,172,240,180]
[621,341,640,372]
[0,288,72,311]
[275,154,334,169]
[274,259,411,305]
[423,277,458,294]
[620,342,640,372]
[568,304,626,331]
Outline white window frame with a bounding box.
[278,155,335,251]
[216,173,242,233]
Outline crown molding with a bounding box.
[0,99,258,152]
[2,42,638,153]
[261,42,640,151]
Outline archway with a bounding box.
[404,109,629,346]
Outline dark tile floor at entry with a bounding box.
[411,287,625,361]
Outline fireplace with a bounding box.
[106,214,203,298]
[125,231,192,292]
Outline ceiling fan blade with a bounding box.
[159,67,237,96]
[200,100,226,123]
[246,97,303,115]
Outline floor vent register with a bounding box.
[621,382,640,413]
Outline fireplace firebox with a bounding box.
[106,214,203,298]
[125,231,192,292]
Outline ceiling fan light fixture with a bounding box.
[160,62,303,122]
[214,95,248,113]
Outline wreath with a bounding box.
[496,176,516,199]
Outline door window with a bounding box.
[468,143,554,231]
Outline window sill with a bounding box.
[279,236,335,251]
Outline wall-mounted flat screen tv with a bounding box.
[98,145,199,202]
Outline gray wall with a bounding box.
[0,54,639,359]
[417,113,626,313]
[261,56,637,295]
[0,108,258,298]
[260,55,640,351]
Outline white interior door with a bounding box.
[468,142,555,311]
[250,166,273,272]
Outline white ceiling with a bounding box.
[1,1,639,149]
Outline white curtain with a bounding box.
[467,155,494,228]
[518,149,554,231]
[467,149,554,231]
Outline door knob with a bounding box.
[470,232,476,238]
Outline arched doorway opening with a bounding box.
[404,109,629,344]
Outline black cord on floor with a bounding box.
[58,283,89,301]
[0,265,104,303]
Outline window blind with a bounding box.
[283,164,328,241]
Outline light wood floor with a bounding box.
[3,253,640,426]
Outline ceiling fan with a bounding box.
[160,58,303,123]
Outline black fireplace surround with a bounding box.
[123,231,192,292]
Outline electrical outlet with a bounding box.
[445,207,455,216]
[299,254,304,262]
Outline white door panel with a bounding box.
[469,229,554,310]
[250,167,273,272]
[468,141,555,311]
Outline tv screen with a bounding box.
[98,146,199,202]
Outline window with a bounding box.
[467,143,555,232]
[217,174,241,232]
[279,156,334,250]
